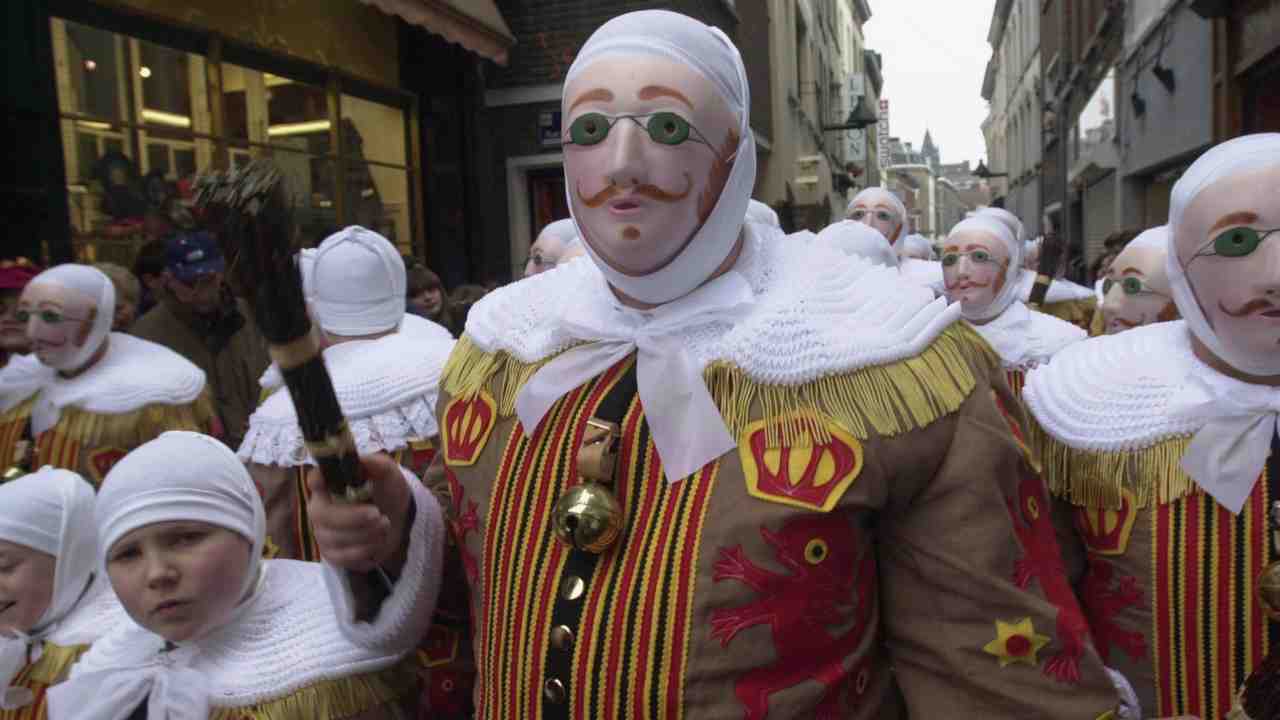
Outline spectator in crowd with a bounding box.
[130,231,270,450]
[93,261,141,332]
[448,283,488,332]
[131,237,167,317]
[0,257,43,368]
[406,264,455,334]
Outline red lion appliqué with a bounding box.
[1080,556,1147,664]
[1005,473,1093,684]
[709,514,876,719]
[444,467,480,583]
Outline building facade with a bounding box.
[741,0,876,233]
[3,0,511,275]
[981,0,1042,239]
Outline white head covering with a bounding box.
[564,10,756,306]
[746,199,780,229]
[946,215,1025,322]
[1127,225,1170,252]
[0,467,97,707]
[846,187,906,242]
[309,226,406,336]
[1157,134,1280,515]
[537,219,578,249]
[977,206,1026,243]
[97,432,265,608]
[815,221,898,267]
[24,265,115,371]
[900,234,935,261]
[1167,133,1280,377]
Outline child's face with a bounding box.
[107,520,252,643]
[0,539,55,634]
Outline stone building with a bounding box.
[981,0,1042,239]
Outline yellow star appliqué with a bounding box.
[982,617,1050,668]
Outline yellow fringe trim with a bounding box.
[1039,297,1098,331]
[0,391,214,450]
[26,641,90,685]
[44,392,217,450]
[0,398,34,427]
[443,324,996,446]
[209,660,417,720]
[1029,418,1195,510]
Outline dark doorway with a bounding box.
[527,166,569,246]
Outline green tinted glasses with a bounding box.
[1190,226,1280,263]
[13,309,86,325]
[565,111,716,151]
[941,249,1000,267]
[1103,276,1162,297]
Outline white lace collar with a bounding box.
[464,223,960,384]
[1024,321,1223,451]
[970,301,1086,371]
[239,330,454,466]
[0,334,206,434]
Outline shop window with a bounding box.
[50,14,419,261]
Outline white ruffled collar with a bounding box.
[464,223,959,384]
[63,560,404,714]
[1018,273,1097,303]
[970,301,1086,371]
[1024,320,1242,452]
[0,334,206,434]
[239,330,453,466]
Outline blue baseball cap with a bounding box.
[165,231,226,284]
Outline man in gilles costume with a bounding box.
[313,11,1135,719]
[1025,133,1280,720]
[0,265,214,484]
[942,216,1087,398]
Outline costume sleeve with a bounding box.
[876,381,1123,718]
[323,465,445,654]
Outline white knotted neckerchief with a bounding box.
[1168,368,1280,514]
[49,647,209,720]
[0,630,39,710]
[516,269,755,484]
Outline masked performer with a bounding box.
[1025,133,1280,720]
[943,216,1085,397]
[847,186,907,247]
[526,220,586,278]
[0,468,126,720]
[1098,226,1178,336]
[311,11,1132,719]
[0,265,213,484]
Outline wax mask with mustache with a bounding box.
[941,216,1021,321]
[18,266,114,373]
[561,10,754,305]
[565,56,737,281]
[1102,226,1177,335]
[846,187,905,244]
[1168,135,1280,375]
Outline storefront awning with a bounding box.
[360,0,516,65]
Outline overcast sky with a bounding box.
[863,0,997,166]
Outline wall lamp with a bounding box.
[1131,90,1147,117]
[1152,63,1176,93]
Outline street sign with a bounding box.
[539,110,562,147]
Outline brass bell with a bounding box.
[552,482,622,553]
[1,465,28,484]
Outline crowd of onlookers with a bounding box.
[0,227,501,451]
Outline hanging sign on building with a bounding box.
[877,99,890,170]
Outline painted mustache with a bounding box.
[577,174,693,208]
[1219,297,1280,318]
